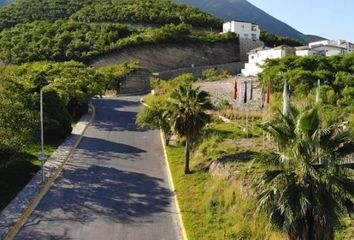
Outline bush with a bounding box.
[43,89,72,138]
[202,68,230,81]
[260,52,354,109]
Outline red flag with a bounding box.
[266,80,271,104]
[234,81,238,100]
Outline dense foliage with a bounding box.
[260,31,302,47]
[0,22,237,64]
[71,0,222,29]
[0,0,221,32]
[0,20,131,63]
[0,61,137,166]
[260,52,354,111]
[0,0,97,31]
[257,107,354,239]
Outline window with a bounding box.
[251,33,257,40]
[241,25,245,28]
[244,34,249,37]
[251,25,257,31]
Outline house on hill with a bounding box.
[223,20,260,41]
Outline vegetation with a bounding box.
[0,21,131,63]
[140,71,354,239]
[260,31,303,47]
[0,0,98,31]
[257,106,354,239]
[260,52,354,112]
[0,61,136,166]
[201,68,231,81]
[166,145,286,240]
[168,84,213,174]
[71,0,223,29]
[0,60,137,209]
[0,22,237,64]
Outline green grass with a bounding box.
[166,119,353,239]
[166,145,285,239]
[0,141,60,210]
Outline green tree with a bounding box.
[256,107,354,239]
[168,84,213,174]
[136,96,172,145]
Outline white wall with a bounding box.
[312,46,345,56]
[296,49,311,56]
[242,48,284,76]
[309,40,338,48]
[223,21,260,40]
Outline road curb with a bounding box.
[159,130,188,240]
[2,104,96,240]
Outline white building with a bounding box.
[223,20,260,41]
[295,46,316,57]
[296,39,349,57]
[338,40,354,52]
[242,45,295,76]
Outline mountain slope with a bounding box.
[174,0,316,43]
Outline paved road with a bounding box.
[15,95,182,240]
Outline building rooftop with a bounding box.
[311,44,346,50]
[224,20,259,26]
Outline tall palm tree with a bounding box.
[257,107,354,240]
[168,84,213,174]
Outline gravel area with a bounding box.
[195,76,263,110]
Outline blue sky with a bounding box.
[248,0,354,42]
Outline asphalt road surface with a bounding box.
[14,95,182,240]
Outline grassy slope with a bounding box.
[165,121,286,240]
[166,119,353,240]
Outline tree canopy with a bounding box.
[0,21,237,64]
[71,0,222,29]
[260,52,354,111]
[0,61,137,165]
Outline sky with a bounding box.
[247,0,354,42]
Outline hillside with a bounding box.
[0,0,222,32]
[173,0,322,43]
[0,0,238,64]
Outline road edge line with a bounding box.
[5,104,96,240]
[159,130,188,240]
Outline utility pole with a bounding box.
[39,88,47,183]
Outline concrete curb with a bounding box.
[0,105,96,239]
[159,131,188,240]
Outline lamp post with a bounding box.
[39,88,47,183]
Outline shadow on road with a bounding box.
[17,165,173,239]
[92,98,147,133]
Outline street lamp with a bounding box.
[39,88,47,183]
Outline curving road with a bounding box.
[14,95,182,240]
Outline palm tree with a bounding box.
[257,106,354,240]
[168,83,213,174]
